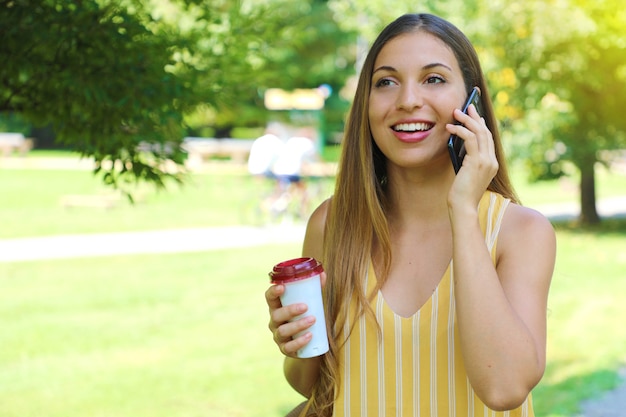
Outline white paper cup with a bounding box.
[269,257,329,358]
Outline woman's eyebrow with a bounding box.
[423,62,453,72]
[373,62,453,75]
[372,65,396,74]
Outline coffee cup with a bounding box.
[269,257,329,358]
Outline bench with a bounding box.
[0,133,33,157]
[182,137,254,165]
[60,193,121,210]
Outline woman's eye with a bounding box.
[374,78,396,88]
[425,75,445,84]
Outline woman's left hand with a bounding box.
[445,104,498,210]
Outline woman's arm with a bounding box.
[450,202,556,410]
[266,199,330,398]
[446,107,556,410]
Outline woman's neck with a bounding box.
[384,165,454,226]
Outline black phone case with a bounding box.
[448,87,482,174]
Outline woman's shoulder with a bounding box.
[498,201,556,260]
[312,196,331,218]
[503,202,554,234]
[302,197,331,260]
[485,190,553,233]
[308,197,331,232]
[494,199,556,297]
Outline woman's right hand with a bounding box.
[265,283,317,358]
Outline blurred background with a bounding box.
[0,0,625,416]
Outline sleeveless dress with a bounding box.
[332,191,534,417]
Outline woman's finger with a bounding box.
[274,315,315,342]
[265,284,284,311]
[280,331,313,357]
[270,302,307,327]
[274,315,316,357]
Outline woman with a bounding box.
[266,13,556,417]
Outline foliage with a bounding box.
[467,0,626,223]
[0,0,202,191]
[173,0,357,138]
[478,0,626,175]
[327,0,468,44]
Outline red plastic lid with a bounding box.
[269,257,324,284]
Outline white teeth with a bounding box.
[393,122,432,132]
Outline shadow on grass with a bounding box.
[535,361,623,416]
[536,366,621,416]
[551,216,626,237]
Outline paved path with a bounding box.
[0,224,306,262]
[533,195,626,221]
[576,368,626,417]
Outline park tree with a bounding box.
[0,0,204,190]
[476,0,626,224]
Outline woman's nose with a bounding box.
[396,83,424,111]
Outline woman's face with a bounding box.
[368,30,468,171]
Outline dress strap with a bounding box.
[482,192,510,257]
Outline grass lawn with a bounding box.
[535,220,626,416]
[510,162,626,207]
[0,163,335,239]
[1,154,625,416]
[0,245,306,417]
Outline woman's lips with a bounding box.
[391,122,434,143]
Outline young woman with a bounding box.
[266,13,556,417]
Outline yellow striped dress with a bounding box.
[333,192,534,417]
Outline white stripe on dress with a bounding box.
[413,311,420,417]
[359,272,368,415]
[430,286,439,417]
[486,193,496,245]
[344,314,351,417]
[360,307,367,416]
[376,295,385,417]
[448,263,456,417]
[489,198,509,251]
[395,314,402,417]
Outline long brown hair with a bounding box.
[305,13,518,417]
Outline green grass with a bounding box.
[0,245,306,417]
[510,162,626,207]
[0,168,251,238]
[0,165,335,239]
[1,156,625,416]
[535,220,626,416]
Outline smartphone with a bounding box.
[447,86,482,174]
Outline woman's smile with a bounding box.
[391,119,435,143]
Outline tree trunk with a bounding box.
[579,159,600,225]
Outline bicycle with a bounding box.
[240,174,330,227]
